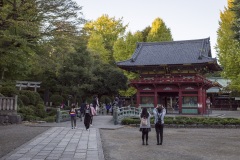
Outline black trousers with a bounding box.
[141,129,149,142]
[155,123,164,144]
[70,116,76,128]
[84,114,91,130]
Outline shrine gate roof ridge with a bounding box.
[117,37,218,66]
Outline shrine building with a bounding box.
[117,38,222,114]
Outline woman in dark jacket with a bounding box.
[84,103,92,131]
[139,107,151,145]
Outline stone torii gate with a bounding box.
[16,81,41,92]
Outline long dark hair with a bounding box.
[141,108,149,118]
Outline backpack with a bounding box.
[141,117,148,126]
[156,113,162,125]
[70,109,76,117]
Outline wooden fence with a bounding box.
[0,95,21,124]
[0,95,18,113]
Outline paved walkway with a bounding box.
[1,110,240,160]
[1,115,122,160]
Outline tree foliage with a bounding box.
[231,0,240,41]
[113,31,143,97]
[84,14,127,64]
[0,0,41,80]
[147,17,173,42]
[216,0,240,91]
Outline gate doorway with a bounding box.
[158,92,179,114]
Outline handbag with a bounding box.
[141,117,147,126]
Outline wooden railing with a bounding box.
[0,95,21,124]
[0,95,18,112]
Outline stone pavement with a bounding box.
[1,110,239,160]
[1,115,123,160]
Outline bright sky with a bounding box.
[75,0,228,58]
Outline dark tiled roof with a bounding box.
[117,38,217,66]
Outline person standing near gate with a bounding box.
[206,97,211,109]
[139,107,151,145]
[153,104,166,145]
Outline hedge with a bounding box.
[121,117,240,126]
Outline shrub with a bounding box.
[121,116,240,126]
[121,117,139,125]
[0,86,18,97]
[35,104,47,118]
[19,106,35,121]
[19,95,30,106]
[19,90,38,105]
[17,98,24,107]
[49,95,63,107]
[43,116,56,122]
[46,107,57,116]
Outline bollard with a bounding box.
[113,105,118,125]
[103,108,106,115]
[56,108,61,123]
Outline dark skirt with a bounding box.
[139,128,151,132]
[84,113,91,129]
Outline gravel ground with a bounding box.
[100,126,240,160]
[0,124,50,159]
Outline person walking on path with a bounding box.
[139,107,151,145]
[69,105,77,129]
[90,103,96,126]
[79,101,86,121]
[84,103,93,131]
[106,103,111,115]
[92,96,99,115]
[153,104,166,145]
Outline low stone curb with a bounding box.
[128,124,240,129]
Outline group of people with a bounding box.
[69,96,166,145]
[69,96,99,130]
[139,104,166,145]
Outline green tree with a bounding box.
[87,32,110,63]
[38,0,85,39]
[91,63,128,97]
[231,0,240,41]
[0,0,41,80]
[84,14,127,64]
[58,44,95,103]
[147,17,173,42]
[141,26,151,42]
[216,0,240,90]
[113,31,143,97]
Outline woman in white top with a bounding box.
[139,107,151,145]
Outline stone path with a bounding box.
[1,110,239,160]
[1,115,121,160]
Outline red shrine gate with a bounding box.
[131,74,213,114]
[117,38,222,114]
